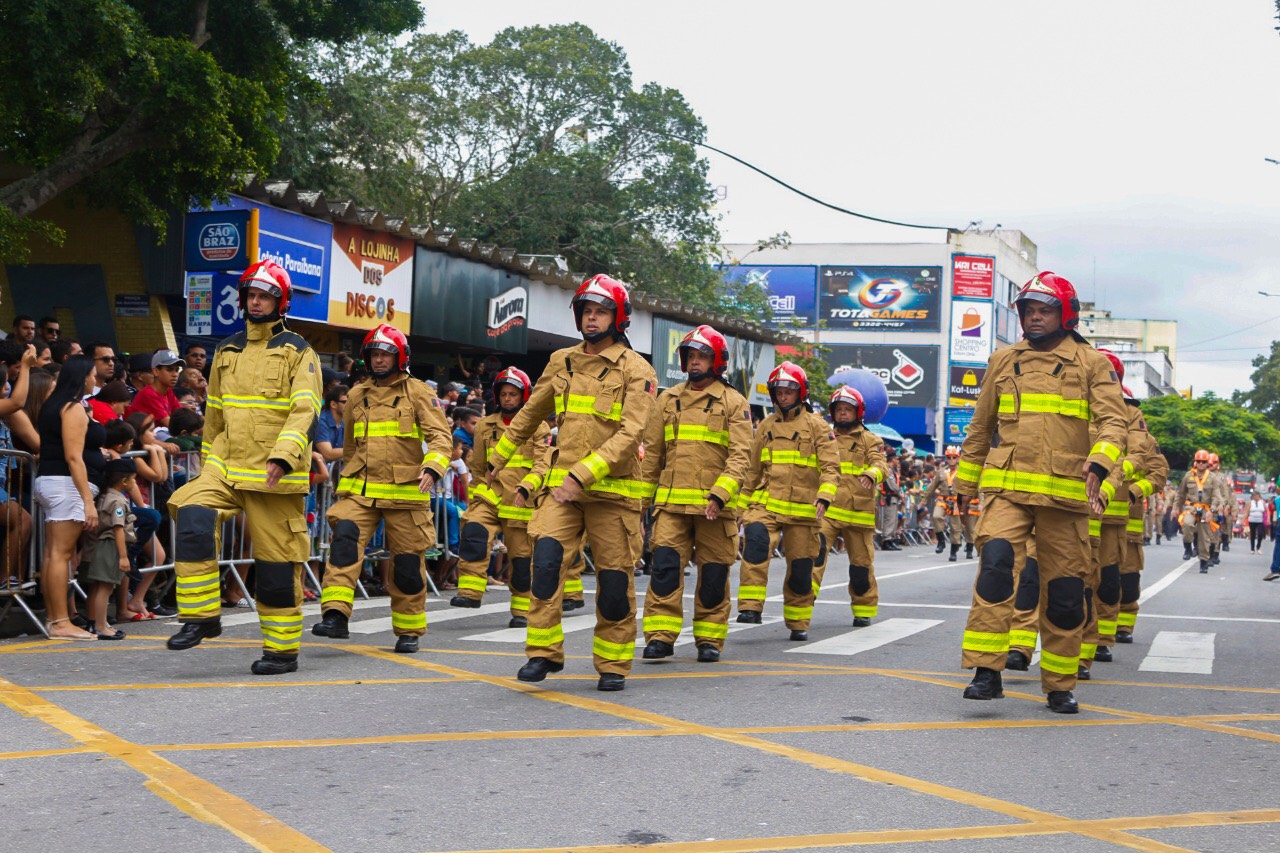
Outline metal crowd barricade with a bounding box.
[0,448,46,637]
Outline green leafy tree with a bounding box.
[0,0,422,260]
[1233,340,1280,427]
[275,24,747,317]
[1141,392,1280,473]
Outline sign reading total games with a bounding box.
[329,223,412,332]
[948,300,993,364]
[718,265,819,328]
[824,344,940,408]
[951,254,995,299]
[820,266,942,331]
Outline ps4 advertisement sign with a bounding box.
[820,265,942,331]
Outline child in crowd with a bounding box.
[84,458,138,640]
[168,407,204,487]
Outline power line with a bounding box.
[1180,313,1280,350]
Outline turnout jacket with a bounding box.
[469,413,551,526]
[1099,400,1169,527]
[924,466,967,517]
[488,341,658,510]
[203,320,322,494]
[336,372,452,508]
[956,334,1128,512]
[739,407,840,524]
[639,379,754,518]
[826,425,888,528]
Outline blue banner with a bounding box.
[184,210,253,272]
[719,265,818,329]
[943,407,975,447]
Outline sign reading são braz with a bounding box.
[820,266,942,331]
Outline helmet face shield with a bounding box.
[1014,291,1060,309]
[770,380,801,392]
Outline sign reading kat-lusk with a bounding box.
[329,223,414,332]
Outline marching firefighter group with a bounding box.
[162,260,1220,712]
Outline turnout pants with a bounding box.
[1093,524,1125,650]
[1007,544,1039,657]
[737,508,821,631]
[526,497,642,676]
[1182,513,1212,561]
[321,499,433,636]
[961,495,1090,694]
[455,501,533,618]
[170,477,309,657]
[642,511,739,650]
[1118,525,1145,636]
[815,521,878,620]
[935,513,964,544]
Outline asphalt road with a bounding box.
[1,535,1278,853]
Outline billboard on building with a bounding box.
[951,254,995,299]
[943,407,975,446]
[718,265,818,329]
[411,248,527,353]
[948,300,994,364]
[329,224,413,333]
[947,365,986,406]
[651,316,773,406]
[824,344,940,408]
[819,266,942,331]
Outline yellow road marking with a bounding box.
[0,676,328,852]
[31,676,457,692]
[0,746,98,761]
[151,727,676,753]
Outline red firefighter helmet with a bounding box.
[492,366,532,405]
[1097,347,1125,381]
[1208,452,1220,467]
[828,385,865,421]
[1122,384,1135,399]
[239,259,293,315]
[767,361,808,403]
[572,274,632,337]
[1194,449,1211,463]
[678,325,729,376]
[1014,271,1081,331]
[945,446,960,459]
[361,324,410,373]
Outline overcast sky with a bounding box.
[426,2,1280,397]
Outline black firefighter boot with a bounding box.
[1200,559,1210,574]
[965,543,974,560]
[642,639,674,659]
[166,619,222,650]
[1183,542,1194,560]
[394,635,419,654]
[311,610,349,638]
[1047,690,1079,714]
[948,544,960,563]
[963,667,1004,700]
[935,537,946,554]
[251,653,298,675]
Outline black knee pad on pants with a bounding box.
[509,557,531,594]
[329,519,360,567]
[649,546,682,597]
[458,522,489,562]
[698,563,729,609]
[1045,576,1085,630]
[849,564,871,596]
[815,532,828,569]
[976,539,1016,603]
[1098,564,1121,606]
[743,522,770,564]
[1014,557,1040,611]
[597,569,630,621]
[175,506,218,562]
[1119,571,1141,604]
[392,553,424,595]
[255,561,296,608]
[786,558,813,596]
[531,538,565,600]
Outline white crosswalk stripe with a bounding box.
[786,618,943,656]
[1139,631,1216,674]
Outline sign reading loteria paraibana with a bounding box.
[329,223,413,332]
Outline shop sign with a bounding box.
[412,248,528,353]
[944,406,976,446]
[820,266,942,331]
[487,286,528,337]
[947,365,986,406]
[719,265,819,328]
[951,253,995,299]
[329,223,412,332]
[949,299,993,363]
[824,344,940,408]
[183,209,255,271]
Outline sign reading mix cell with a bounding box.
[329,223,413,332]
[951,254,995,299]
[820,266,942,331]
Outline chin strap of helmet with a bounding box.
[1024,325,1067,345]
[247,310,281,325]
[687,369,714,384]
[833,420,859,434]
[582,329,615,345]
[500,403,521,417]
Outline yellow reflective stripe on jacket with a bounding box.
[997,393,1090,420]
[1122,459,1136,477]
[507,454,536,469]
[208,455,308,485]
[337,477,431,501]
[580,452,611,481]
[555,393,623,421]
[1091,441,1122,462]
[655,486,710,506]
[469,482,501,505]
[291,389,322,412]
[354,421,422,439]
[978,468,1088,502]
[222,394,289,410]
[817,482,838,499]
[546,468,655,500]
[422,451,450,470]
[206,395,223,410]
[764,496,818,518]
[1100,481,1116,502]
[1088,518,1101,537]
[1126,518,1145,533]
[663,424,730,446]
[494,434,518,461]
[825,506,876,526]
[1133,478,1154,497]
[760,448,819,468]
[956,460,982,484]
[713,475,740,501]
[519,472,544,493]
[279,430,309,451]
[840,463,884,482]
[497,504,533,521]
[1104,499,1129,517]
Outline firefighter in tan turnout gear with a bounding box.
[925,447,971,562]
[1176,449,1223,573]
[956,271,1128,714]
[166,260,322,675]
[813,385,889,626]
[449,367,551,627]
[1114,391,1169,645]
[311,324,452,654]
[638,326,753,663]
[735,362,840,641]
[488,275,658,692]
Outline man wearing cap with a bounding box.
[125,353,154,398]
[128,349,185,428]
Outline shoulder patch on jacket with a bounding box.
[267,331,310,351]
[218,331,248,353]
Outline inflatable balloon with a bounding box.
[828,367,889,424]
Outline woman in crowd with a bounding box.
[34,356,104,640]
[0,345,38,587]
[1248,491,1267,554]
